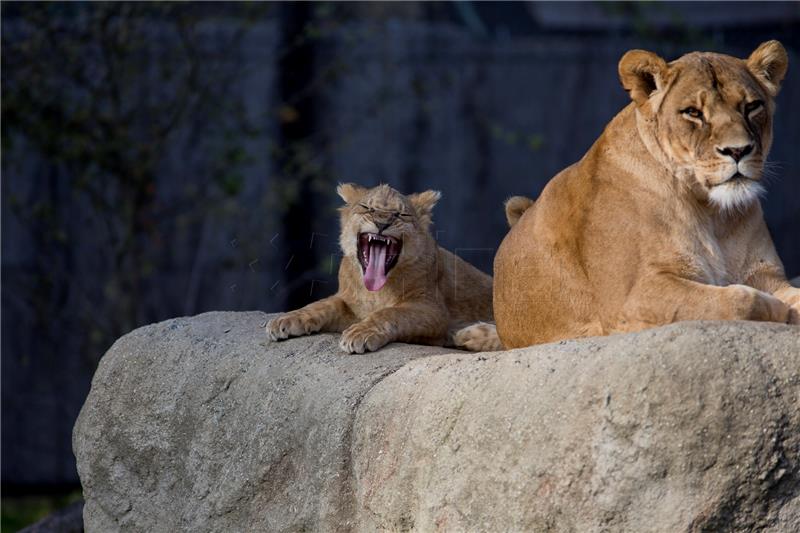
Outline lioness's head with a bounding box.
[619,40,788,211]
[337,183,440,291]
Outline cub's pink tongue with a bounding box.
[363,242,388,291]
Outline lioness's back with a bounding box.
[494,164,604,347]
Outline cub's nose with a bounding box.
[716,144,753,163]
[375,221,392,233]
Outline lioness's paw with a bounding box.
[339,323,390,354]
[776,287,800,325]
[266,313,319,341]
[733,285,791,324]
[759,293,792,324]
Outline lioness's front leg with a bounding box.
[339,302,448,354]
[626,274,792,326]
[735,223,800,325]
[267,295,356,341]
[773,285,800,325]
[746,266,800,324]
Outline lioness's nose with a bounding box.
[375,221,392,233]
[716,144,753,163]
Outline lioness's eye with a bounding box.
[398,213,412,218]
[745,100,763,115]
[681,107,703,119]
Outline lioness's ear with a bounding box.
[408,190,441,224]
[747,40,788,96]
[336,183,367,204]
[618,49,669,105]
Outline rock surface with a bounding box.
[74,312,800,532]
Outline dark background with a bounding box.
[2,2,799,528]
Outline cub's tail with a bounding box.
[452,321,503,352]
[504,196,535,227]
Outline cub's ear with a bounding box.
[504,196,534,228]
[747,40,788,96]
[336,183,367,204]
[618,49,669,105]
[408,189,441,224]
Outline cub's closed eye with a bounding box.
[681,107,703,119]
[398,213,412,218]
[745,100,763,114]
[358,203,374,212]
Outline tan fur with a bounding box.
[452,321,503,352]
[494,41,799,348]
[505,196,535,227]
[267,183,501,353]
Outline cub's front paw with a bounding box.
[339,322,390,354]
[266,312,319,341]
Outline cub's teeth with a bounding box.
[366,233,395,244]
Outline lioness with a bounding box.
[267,183,502,353]
[494,41,800,348]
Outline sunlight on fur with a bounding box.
[708,179,766,212]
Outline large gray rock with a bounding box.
[73,311,447,532]
[74,312,800,532]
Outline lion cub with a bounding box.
[266,183,501,353]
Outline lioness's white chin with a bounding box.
[707,176,765,212]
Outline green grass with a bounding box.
[1,490,83,532]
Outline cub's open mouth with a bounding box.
[357,233,402,291]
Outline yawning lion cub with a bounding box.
[267,183,501,353]
[495,41,800,348]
